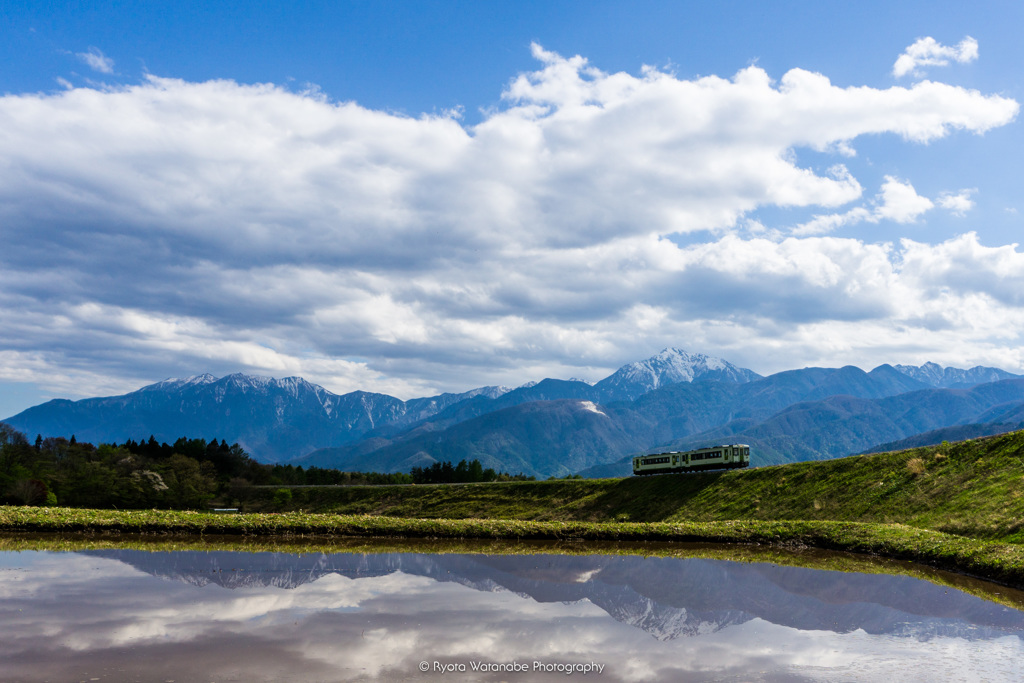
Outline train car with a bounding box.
[632,444,750,476]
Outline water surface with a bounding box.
[1,537,1022,682]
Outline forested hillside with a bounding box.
[0,423,415,509]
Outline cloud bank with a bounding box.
[0,43,1020,401]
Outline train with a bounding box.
[632,444,750,475]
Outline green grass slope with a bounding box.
[239,430,1024,543]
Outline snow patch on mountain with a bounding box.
[893,362,1023,388]
[578,401,607,417]
[461,385,512,399]
[145,373,217,391]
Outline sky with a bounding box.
[2,0,1024,416]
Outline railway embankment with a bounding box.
[2,430,1023,586]
[233,429,1024,543]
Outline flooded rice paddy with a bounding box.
[1,535,1023,682]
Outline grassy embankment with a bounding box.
[4,528,1024,611]
[2,430,1024,586]
[237,430,1024,542]
[4,505,1024,588]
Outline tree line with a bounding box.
[0,423,519,510]
[410,459,534,484]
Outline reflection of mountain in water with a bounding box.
[84,549,1024,643]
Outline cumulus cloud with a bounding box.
[937,189,976,216]
[893,36,979,78]
[792,176,932,236]
[873,176,934,222]
[75,46,115,74]
[0,45,1021,401]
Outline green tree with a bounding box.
[162,454,217,508]
[272,487,293,509]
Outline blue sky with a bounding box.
[2,1,1024,416]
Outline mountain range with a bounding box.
[4,348,1023,478]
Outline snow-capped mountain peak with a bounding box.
[145,373,218,391]
[892,362,1023,388]
[593,348,760,401]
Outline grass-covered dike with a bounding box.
[3,430,1024,587]
[4,506,1024,589]
[238,430,1024,540]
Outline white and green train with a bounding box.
[632,444,751,475]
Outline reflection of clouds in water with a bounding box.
[298,577,625,678]
[755,623,1023,683]
[0,552,1022,682]
[102,571,417,647]
[0,550,143,599]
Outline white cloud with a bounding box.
[937,189,976,216]
[791,208,871,236]
[898,231,1024,306]
[873,176,934,223]
[792,176,932,236]
[0,45,1021,401]
[893,36,979,78]
[75,46,115,74]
